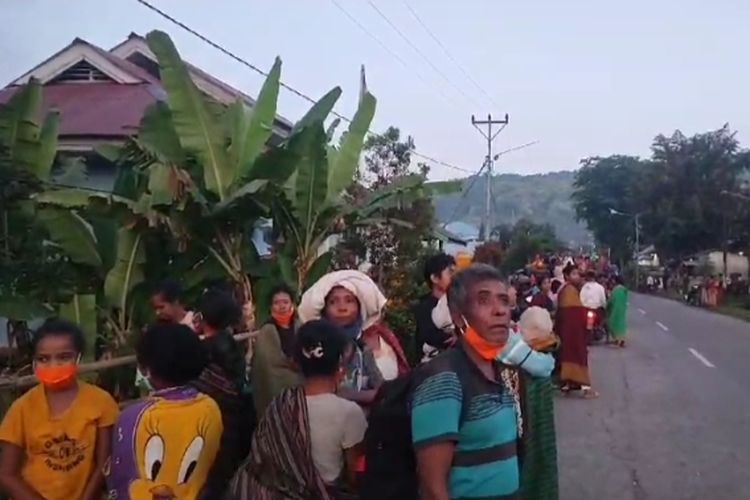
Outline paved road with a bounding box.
[556,293,750,500]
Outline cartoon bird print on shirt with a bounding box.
[129,395,221,500]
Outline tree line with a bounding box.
[571,125,750,265]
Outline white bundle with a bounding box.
[431,294,453,332]
[518,306,553,342]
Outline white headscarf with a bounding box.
[297,270,387,330]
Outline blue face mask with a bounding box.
[338,317,364,341]
[497,332,555,378]
[135,367,154,393]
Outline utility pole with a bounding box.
[471,113,509,241]
[635,213,640,290]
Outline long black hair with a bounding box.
[293,320,347,378]
[200,290,246,387]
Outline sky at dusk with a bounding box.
[2,0,748,180]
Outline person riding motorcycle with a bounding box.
[579,270,608,342]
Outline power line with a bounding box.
[328,0,462,112]
[328,0,412,73]
[410,151,474,174]
[362,0,483,109]
[133,0,474,175]
[402,0,499,108]
[493,141,539,161]
[446,140,541,225]
[444,160,487,225]
[134,0,323,113]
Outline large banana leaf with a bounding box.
[0,296,54,321]
[294,125,329,240]
[104,228,146,315]
[236,57,281,180]
[36,207,103,269]
[290,87,342,137]
[184,256,226,290]
[210,179,268,216]
[147,163,175,206]
[0,80,43,176]
[277,252,298,290]
[226,100,247,167]
[303,251,333,291]
[146,31,233,201]
[34,111,60,181]
[357,174,423,211]
[89,216,118,272]
[326,91,376,202]
[138,102,186,165]
[34,188,135,210]
[245,140,301,183]
[59,294,97,361]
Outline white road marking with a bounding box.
[688,348,715,368]
[656,321,669,331]
[638,308,646,315]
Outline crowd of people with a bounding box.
[0,252,630,499]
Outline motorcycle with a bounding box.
[684,284,702,306]
[586,308,607,344]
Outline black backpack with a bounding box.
[360,375,418,500]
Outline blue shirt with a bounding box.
[411,346,520,499]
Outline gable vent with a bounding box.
[51,60,113,83]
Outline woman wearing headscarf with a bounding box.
[298,270,409,405]
[252,284,303,416]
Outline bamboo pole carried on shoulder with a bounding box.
[0,330,260,391]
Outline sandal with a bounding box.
[581,387,600,399]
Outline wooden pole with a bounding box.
[0,330,260,391]
[0,355,137,390]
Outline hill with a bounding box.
[433,171,592,246]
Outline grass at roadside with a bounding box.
[717,301,750,322]
[651,290,750,323]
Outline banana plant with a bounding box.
[269,87,453,292]
[0,80,147,357]
[99,30,381,327]
[272,159,459,294]
[0,80,89,317]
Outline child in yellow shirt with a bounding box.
[107,323,223,500]
[0,319,119,500]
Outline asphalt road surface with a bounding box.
[556,293,750,500]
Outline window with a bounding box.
[50,60,113,83]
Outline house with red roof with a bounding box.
[0,33,292,189]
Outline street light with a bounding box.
[609,208,642,288]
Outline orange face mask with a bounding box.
[462,317,506,361]
[35,362,79,390]
[272,308,295,329]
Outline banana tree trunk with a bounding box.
[236,273,255,332]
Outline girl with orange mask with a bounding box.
[0,319,118,500]
[251,284,303,416]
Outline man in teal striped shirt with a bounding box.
[412,265,520,500]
